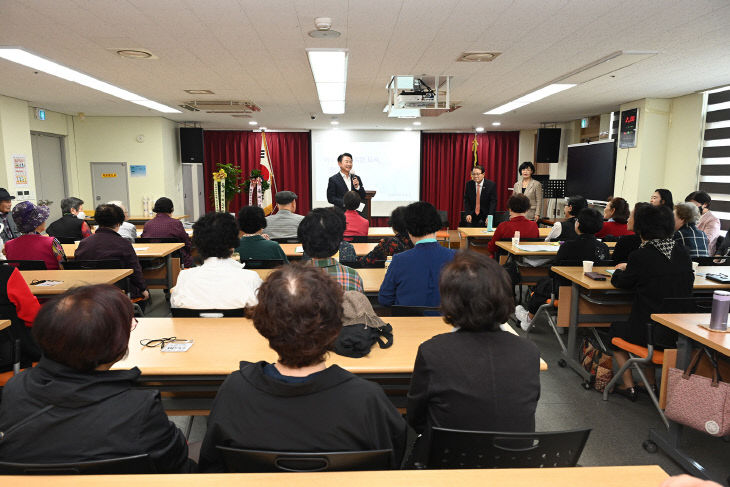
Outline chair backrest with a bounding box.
[0,454,152,475]
[347,235,369,243]
[391,305,441,317]
[339,260,385,269]
[170,308,245,318]
[493,211,510,226]
[692,256,730,266]
[241,259,286,269]
[427,427,591,469]
[135,237,179,244]
[215,446,392,473]
[62,259,122,270]
[1,260,47,270]
[53,236,78,244]
[272,238,300,244]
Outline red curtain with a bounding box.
[203,131,311,215]
[421,132,520,228]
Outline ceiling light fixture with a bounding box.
[475,127,485,132]
[492,122,501,126]
[0,47,181,113]
[116,49,154,59]
[413,121,421,126]
[330,120,339,125]
[484,84,575,115]
[249,121,258,125]
[307,49,347,114]
[404,127,413,131]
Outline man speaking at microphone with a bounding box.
[327,152,366,209]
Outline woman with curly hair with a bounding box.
[199,264,407,471]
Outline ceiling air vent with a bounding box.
[184,100,261,114]
[457,51,501,62]
[179,103,200,112]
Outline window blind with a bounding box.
[699,87,730,230]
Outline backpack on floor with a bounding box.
[579,337,613,392]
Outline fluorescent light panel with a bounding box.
[0,48,181,113]
[484,84,575,115]
[307,49,348,114]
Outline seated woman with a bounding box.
[171,212,262,309]
[4,201,65,270]
[515,208,610,331]
[236,205,288,265]
[343,191,369,241]
[107,200,137,242]
[650,188,674,210]
[199,264,407,472]
[612,202,648,263]
[610,204,694,400]
[0,285,194,472]
[357,206,413,267]
[0,262,41,368]
[596,197,633,239]
[76,204,149,303]
[141,197,194,268]
[673,202,709,257]
[487,194,539,255]
[545,195,587,242]
[407,252,540,460]
[685,191,721,255]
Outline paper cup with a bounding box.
[692,261,699,272]
[583,261,593,273]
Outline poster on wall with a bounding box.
[130,165,147,177]
[13,155,29,187]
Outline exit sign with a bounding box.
[34,108,46,120]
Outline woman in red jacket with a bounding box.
[596,197,633,239]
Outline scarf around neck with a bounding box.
[640,238,674,261]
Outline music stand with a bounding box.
[543,179,566,220]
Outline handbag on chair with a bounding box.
[665,349,730,437]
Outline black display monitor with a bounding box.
[565,140,617,202]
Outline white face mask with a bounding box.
[76,211,86,220]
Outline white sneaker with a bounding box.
[514,305,529,323]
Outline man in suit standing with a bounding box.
[327,153,366,209]
[463,165,496,227]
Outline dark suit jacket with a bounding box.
[327,172,366,208]
[463,179,497,221]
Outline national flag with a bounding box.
[259,132,277,215]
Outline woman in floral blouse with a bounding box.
[357,206,413,267]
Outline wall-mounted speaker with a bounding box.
[536,128,561,163]
[179,127,204,163]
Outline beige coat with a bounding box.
[512,178,543,221]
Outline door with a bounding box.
[90,162,129,211]
[31,132,67,222]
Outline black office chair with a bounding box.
[170,308,245,318]
[215,446,392,473]
[272,238,300,244]
[0,454,153,475]
[1,260,47,270]
[53,236,78,244]
[241,259,286,269]
[135,237,179,244]
[391,305,441,317]
[62,259,122,270]
[493,211,510,226]
[424,427,591,469]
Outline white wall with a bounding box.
[0,95,35,199]
[664,93,704,201]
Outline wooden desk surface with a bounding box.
[114,317,547,375]
[255,267,386,293]
[63,242,184,259]
[651,313,730,355]
[279,243,377,257]
[21,269,133,295]
[0,319,10,331]
[6,465,668,487]
[551,266,730,291]
[459,227,551,239]
[368,226,395,237]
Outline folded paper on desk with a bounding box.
[162,340,194,352]
[133,246,150,251]
[295,245,304,253]
[515,244,559,252]
[32,280,63,287]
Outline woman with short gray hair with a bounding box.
[673,202,708,257]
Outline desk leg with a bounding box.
[561,282,591,381]
[165,254,173,290]
[647,335,710,480]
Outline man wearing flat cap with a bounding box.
[0,188,20,244]
[264,191,304,239]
